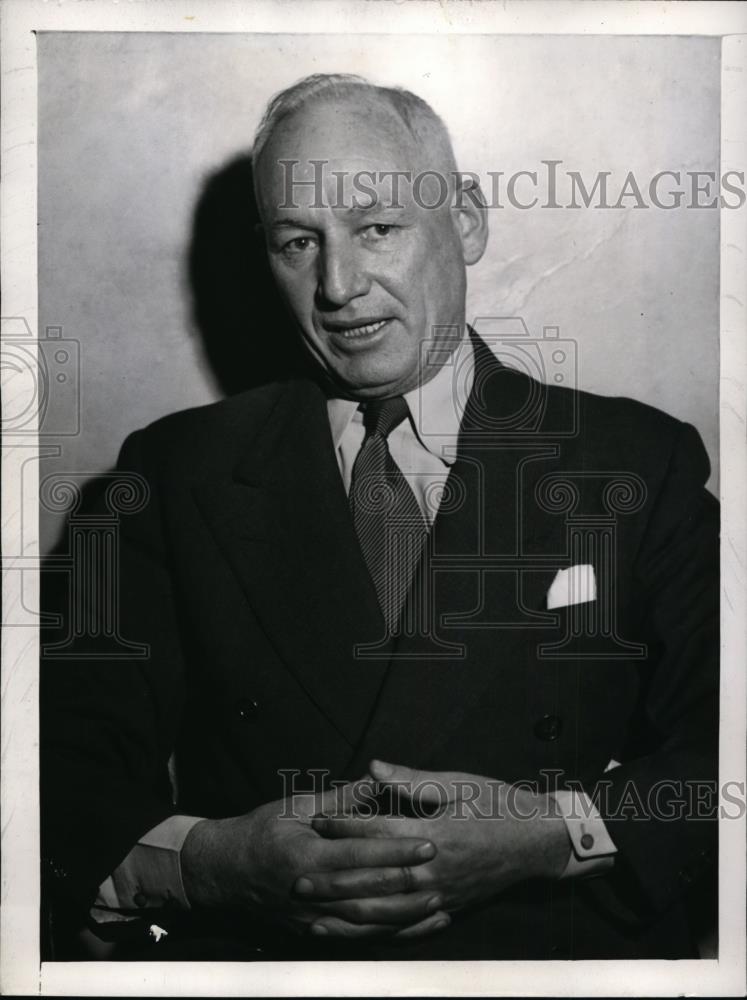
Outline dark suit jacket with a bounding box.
[41,336,719,960]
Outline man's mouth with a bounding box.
[323,318,393,341]
[339,319,388,339]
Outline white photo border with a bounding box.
[1,1,745,996]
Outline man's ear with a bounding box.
[452,177,489,265]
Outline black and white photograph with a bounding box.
[1,1,746,995]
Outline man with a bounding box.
[41,73,718,961]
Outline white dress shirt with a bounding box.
[327,332,477,526]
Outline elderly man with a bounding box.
[42,73,718,961]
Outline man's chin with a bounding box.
[325,361,419,400]
[315,344,419,399]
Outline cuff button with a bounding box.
[580,833,594,851]
[237,698,260,721]
[534,714,562,741]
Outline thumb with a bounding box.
[368,759,452,804]
[369,759,480,804]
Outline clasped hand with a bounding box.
[303,760,570,937]
[182,760,570,941]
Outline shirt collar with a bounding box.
[326,331,475,466]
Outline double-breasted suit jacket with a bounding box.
[42,336,719,959]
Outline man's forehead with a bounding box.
[261,98,419,174]
[267,154,412,181]
[255,94,454,217]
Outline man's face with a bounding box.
[255,97,485,399]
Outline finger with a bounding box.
[369,759,430,786]
[308,917,398,940]
[312,814,417,840]
[316,834,435,872]
[295,863,433,900]
[312,890,443,925]
[392,910,451,941]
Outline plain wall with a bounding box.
[37,32,720,550]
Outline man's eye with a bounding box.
[282,236,317,255]
[365,224,396,239]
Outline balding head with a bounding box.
[253,73,458,187]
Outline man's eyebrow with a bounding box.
[269,217,318,230]
[346,203,407,215]
[269,205,407,229]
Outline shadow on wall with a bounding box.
[187,152,311,394]
[43,154,310,555]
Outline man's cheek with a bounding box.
[275,274,315,318]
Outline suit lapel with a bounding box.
[194,378,392,750]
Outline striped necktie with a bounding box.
[348,396,428,634]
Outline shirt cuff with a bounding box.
[552,790,617,879]
[92,815,205,922]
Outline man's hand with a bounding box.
[303,761,571,927]
[181,779,450,939]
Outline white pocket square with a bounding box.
[547,564,596,610]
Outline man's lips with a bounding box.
[322,318,393,340]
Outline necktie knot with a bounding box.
[362,396,410,440]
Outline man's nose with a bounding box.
[317,242,370,307]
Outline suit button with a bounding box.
[580,833,594,851]
[237,698,260,721]
[679,867,694,886]
[534,714,562,741]
[133,891,147,908]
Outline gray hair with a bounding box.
[252,72,457,171]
